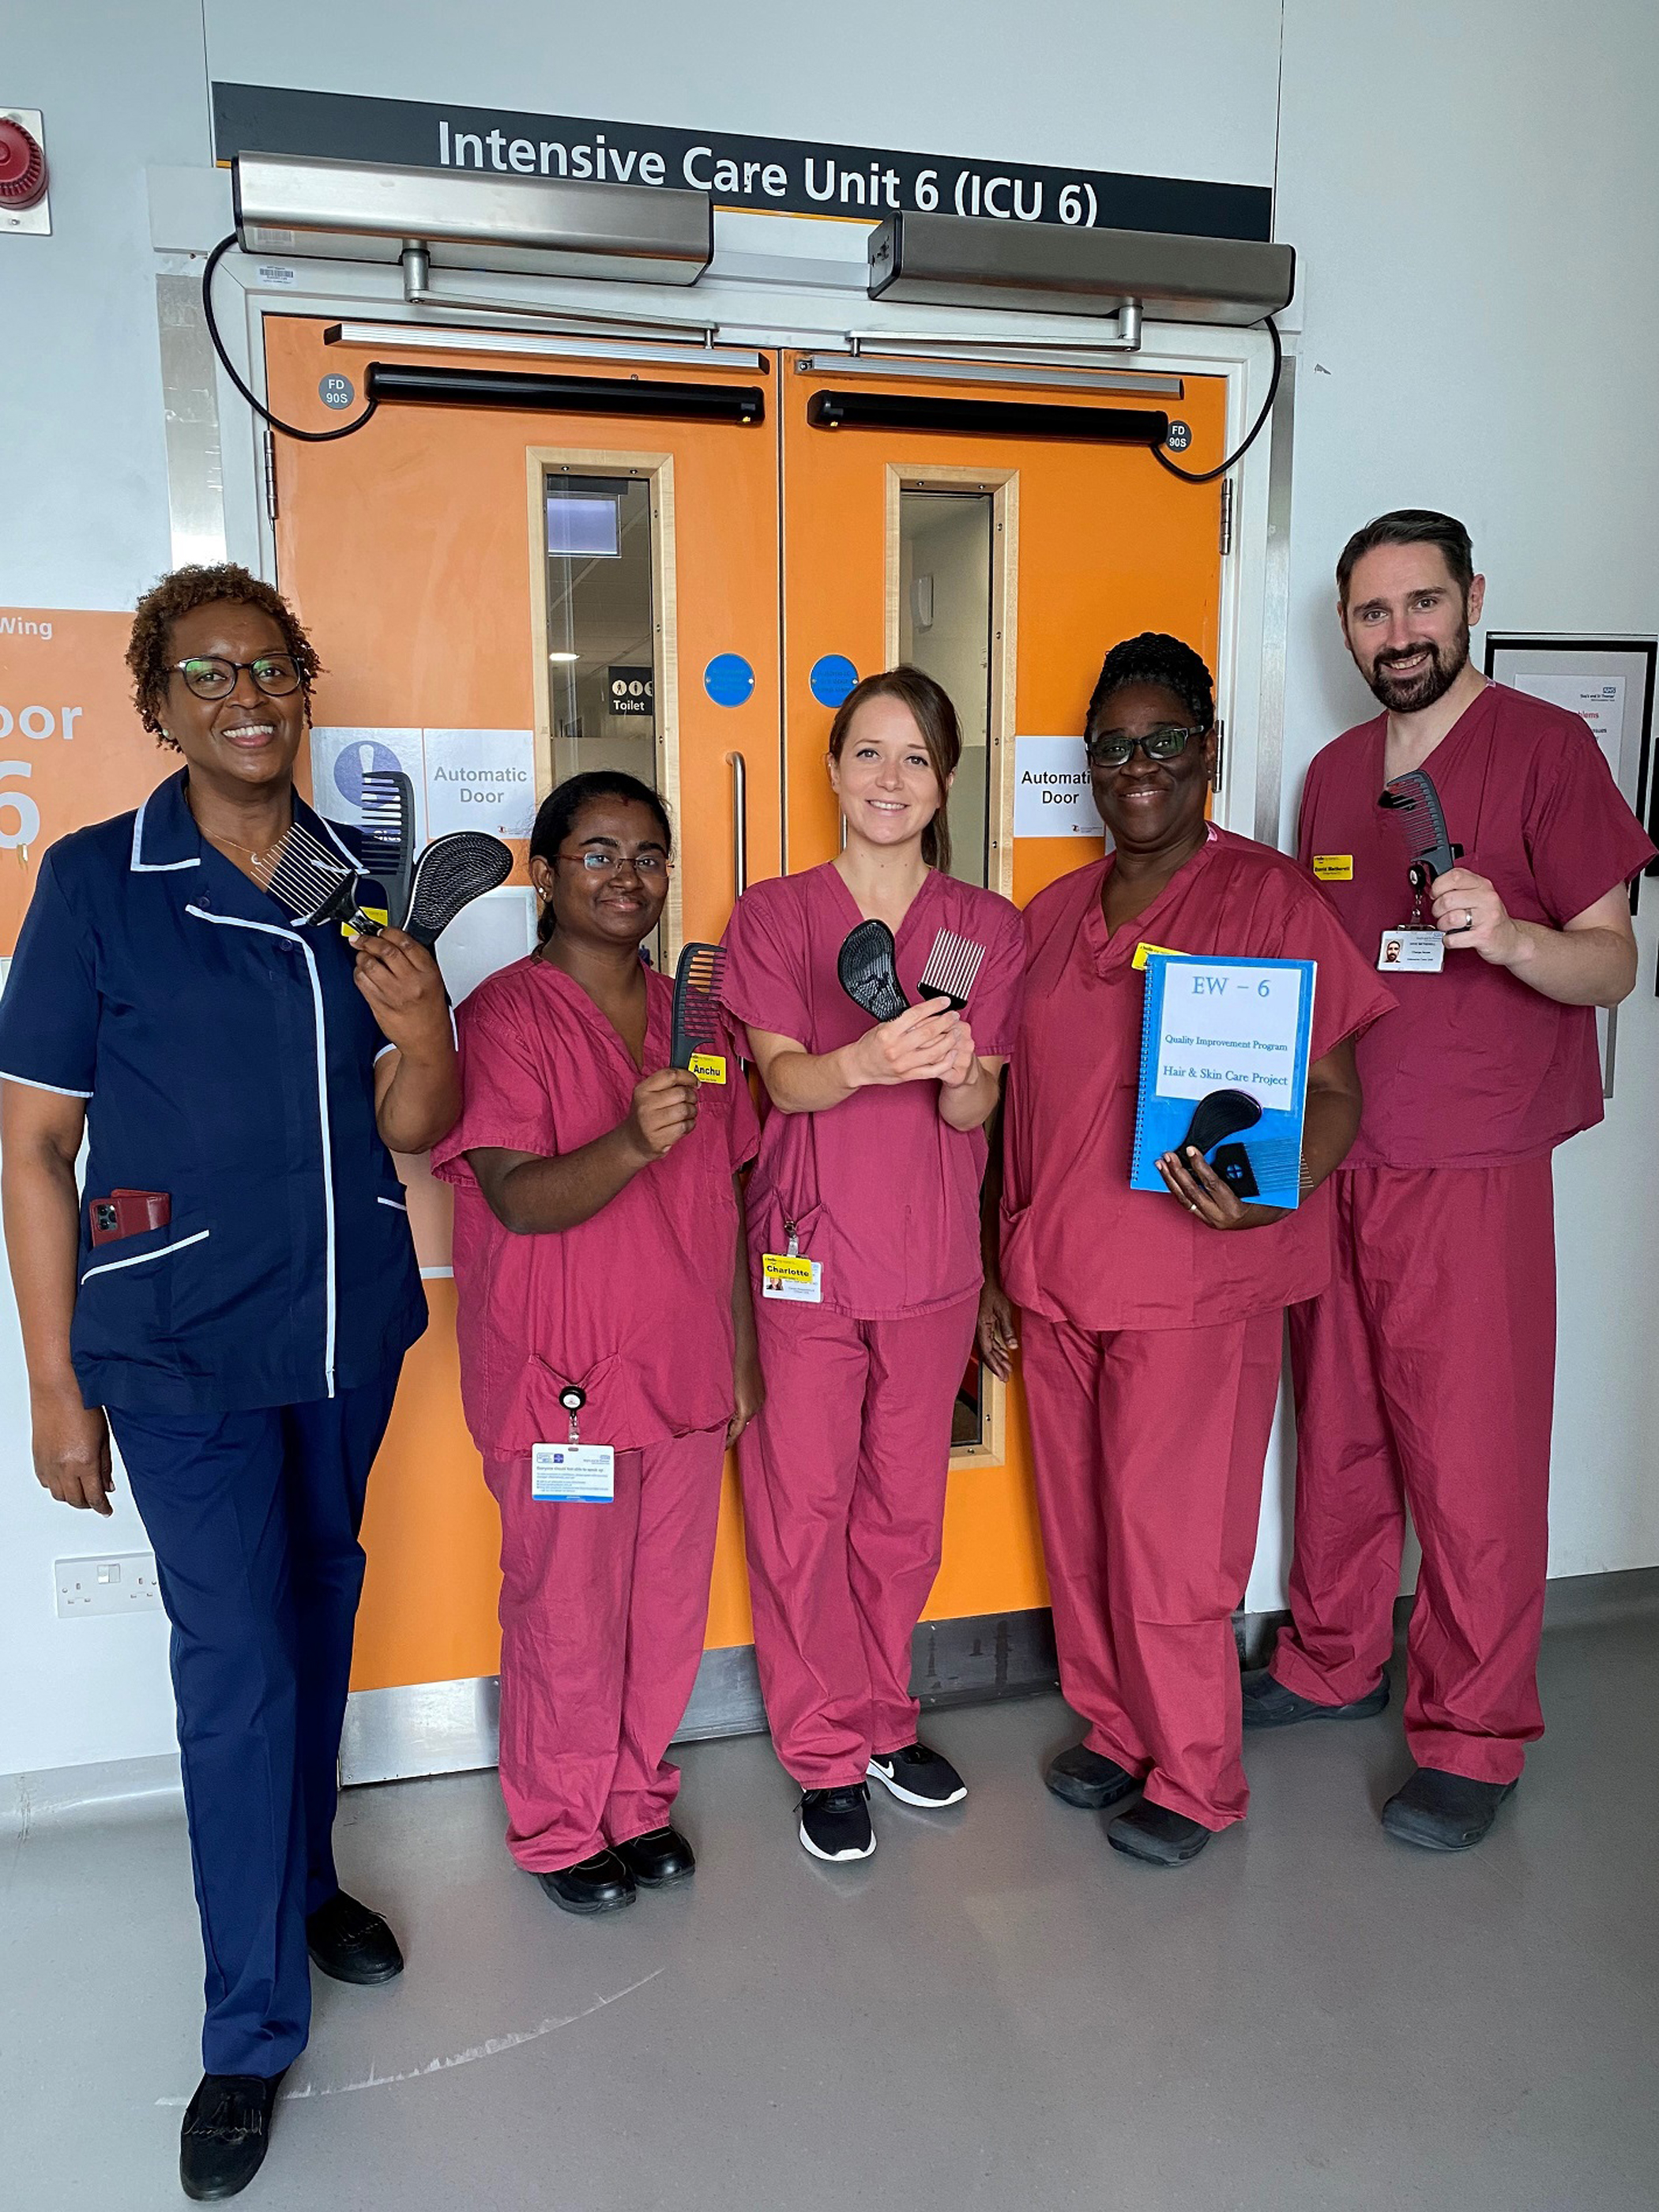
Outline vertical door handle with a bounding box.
[726,750,748,900]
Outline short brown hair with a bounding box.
[1336,510,1474,608]
[126,562,322,748]
[827,665,962,874]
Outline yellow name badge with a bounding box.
[1312,856,1354,882]
[761,1252,823,1304]
[688,1051,727,1085]
[342,907,388,942]
[1132,942,1186,972]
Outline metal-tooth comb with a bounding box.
[261,820,359,927]
[671,942,726,1069]
[837,920,908,1024]
[916,927,986,1010]
[401,832,513,947]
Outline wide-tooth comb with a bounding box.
[672,942,726,1069]
[356,769,416,924]
[917,927,987,1010]
[837,920,908,1024]
[1378,767,1458,883]
[262,820,359,926]
[401,832,514,948]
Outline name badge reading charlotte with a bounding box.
[762,1252,823,1303]
[532,1443,615,1502]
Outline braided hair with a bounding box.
[1085,633,1214,739]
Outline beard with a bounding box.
[1360,619,1470,712]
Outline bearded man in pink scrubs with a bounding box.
[1243,510,1654,1851]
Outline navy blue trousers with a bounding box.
[108,1367,401,2078]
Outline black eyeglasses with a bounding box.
[1084,724,1207,769]
[169,654,303,702]
[553,849,670,880]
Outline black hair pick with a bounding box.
[837,919,908,1024]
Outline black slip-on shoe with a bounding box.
[1044,1743,1141,1811]
[536,1849,638,1914]
[1381,1766,1517,1852]
[867,1742,968,1808]
[1106,1800,1216,1867]
[613,1825,696,1887]
[179,2071,284,2202]
[1240,1668,1389,1730]
[798,1783,876,1861]
[305,1889,404,1985]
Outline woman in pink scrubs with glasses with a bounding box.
[980,634,1394,1868]
[722,667,1024,1864]
[433,772,762,1917]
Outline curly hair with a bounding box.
[126,563,322,748]
[1085,632,1214,739]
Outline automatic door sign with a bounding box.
[1013,736,1106,837]
[608,667,654,717]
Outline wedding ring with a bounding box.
[1462,907,1474,931]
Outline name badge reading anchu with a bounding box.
[688,1051,727,1085]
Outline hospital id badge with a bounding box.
[1377,927,1445,974]
[762,1252,823,1303]
[532,1443,615,1503]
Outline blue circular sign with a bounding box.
[704,653,756,709]
[809,653,860,709]
[329,736,404,809]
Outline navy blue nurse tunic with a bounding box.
[0,768,427,1410]
[0,767,430,2080]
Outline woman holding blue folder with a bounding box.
[979,634,1393,1866]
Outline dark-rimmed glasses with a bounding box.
[1085,724,1207,769]
[552,849,670,880]
[170,654,303,701]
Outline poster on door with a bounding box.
[1013,735,1105,837]
[0,610,163,956]
[310,726,537,845]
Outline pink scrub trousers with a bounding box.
[1021,1307,1285,1830]
[1274,1159,1557,1785]
[484,1424,728,1872]
[739,1291,980,1789]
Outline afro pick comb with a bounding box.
[916,927,987,1011]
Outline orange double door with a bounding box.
[265,318,1228,1706]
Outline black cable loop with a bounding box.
[201,234,380,443]
[1153,314,1282,485]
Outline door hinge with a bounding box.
[1214,717,1226,786]
[261,428,279,525]
[1218,478,1234,557]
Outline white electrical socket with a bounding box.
[55,1553,164,1619]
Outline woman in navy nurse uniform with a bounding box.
[0,565,459,2203]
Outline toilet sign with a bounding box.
[607,666,653,717]
[1013,735,1104,837]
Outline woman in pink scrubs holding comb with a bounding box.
[433,772,762,1917]
[723,667,1024,1864]
[980,634,1394,1868]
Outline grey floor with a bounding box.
[5,1614,1658,2212]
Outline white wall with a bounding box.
[3,0,1657,1774]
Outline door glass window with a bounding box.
[543,472,657,789]
[897,489,993,889]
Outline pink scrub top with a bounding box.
[1002,828,1395,1334]
[431,955,760,1456]
[1299,683,1655,1169]
[721,863,1025,1319]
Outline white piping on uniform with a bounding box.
[313,812,363,869]
[0,1067,94,1099]
[185,905,338,1398]
[377,1194,408,1213]
[81,1228,210,1285]
[130,797,201,873]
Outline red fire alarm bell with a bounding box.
[1,110,51,235]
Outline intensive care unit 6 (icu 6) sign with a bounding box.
[211,84,1272,240]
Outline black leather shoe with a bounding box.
[1240,1668,1389,1729]
[536,1849,638,1915]
[305,1890,404,1985]
[1107,1800,1216,1866]
[1044,1743,1140,1811]
[1382,1766,1516,1852]
[179,2071,284,2201]
[613,1825,696,1887]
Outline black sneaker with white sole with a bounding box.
[867,1742,968,1808]
[798,1783,876,1861]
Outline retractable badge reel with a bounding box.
[530,1384,616,1503]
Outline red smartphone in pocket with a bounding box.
[89,1190,171,1246]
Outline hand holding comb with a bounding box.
[671,942,726,1069]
